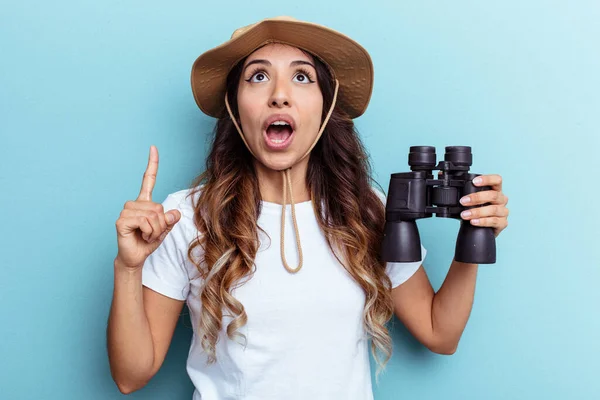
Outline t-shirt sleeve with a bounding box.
[385,244,427,288]
[372,186,428,288]
[141,193,191,301]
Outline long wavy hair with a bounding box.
[186,47,395,379]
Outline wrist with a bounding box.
[114,257,144,275]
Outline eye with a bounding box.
[293,68,315,84]
[246,69,270,83]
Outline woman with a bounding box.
[107,16,510,399]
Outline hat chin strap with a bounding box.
[224,79,340,274]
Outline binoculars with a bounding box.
[381,146,496,264]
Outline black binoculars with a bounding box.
[381,146,496,264]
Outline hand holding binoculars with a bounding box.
[381,146,496,265]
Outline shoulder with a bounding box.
[162,185,203,216]
[370,185,387,205]
[160,185,204,236]
[162,186,200,211]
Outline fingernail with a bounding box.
[166,213,174,223]
[473,177,482,185]
[471,219,480,225]
[159,232,167,241]
[460,197,471,205]
[461,210,471,218]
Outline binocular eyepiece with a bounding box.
[381,146,496,264]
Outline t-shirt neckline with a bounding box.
[259,199,315,215]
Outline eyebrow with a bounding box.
[243,59,316,73]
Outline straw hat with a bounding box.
[190,16,374,119]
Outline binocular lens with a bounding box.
[445,146,472,167]
[409,146,436,167]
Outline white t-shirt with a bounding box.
[142,187,427,400]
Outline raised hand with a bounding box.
[114,145,182,270]
[459,174,509,238]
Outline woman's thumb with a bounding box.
[165,210,181,225]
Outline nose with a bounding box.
[268,76,291,108]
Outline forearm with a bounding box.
[107,259,155,392]
[431,259,479,352]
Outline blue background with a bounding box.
[1,1,598,399]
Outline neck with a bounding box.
[254,157,311,204]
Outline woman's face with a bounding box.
[237,43,324,172]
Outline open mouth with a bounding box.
[264,120,295,149]
[266,121,294,144]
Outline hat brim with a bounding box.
[191,19,374,119]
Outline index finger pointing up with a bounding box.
[138,145,159,201]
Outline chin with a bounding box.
[257,152,299,172]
